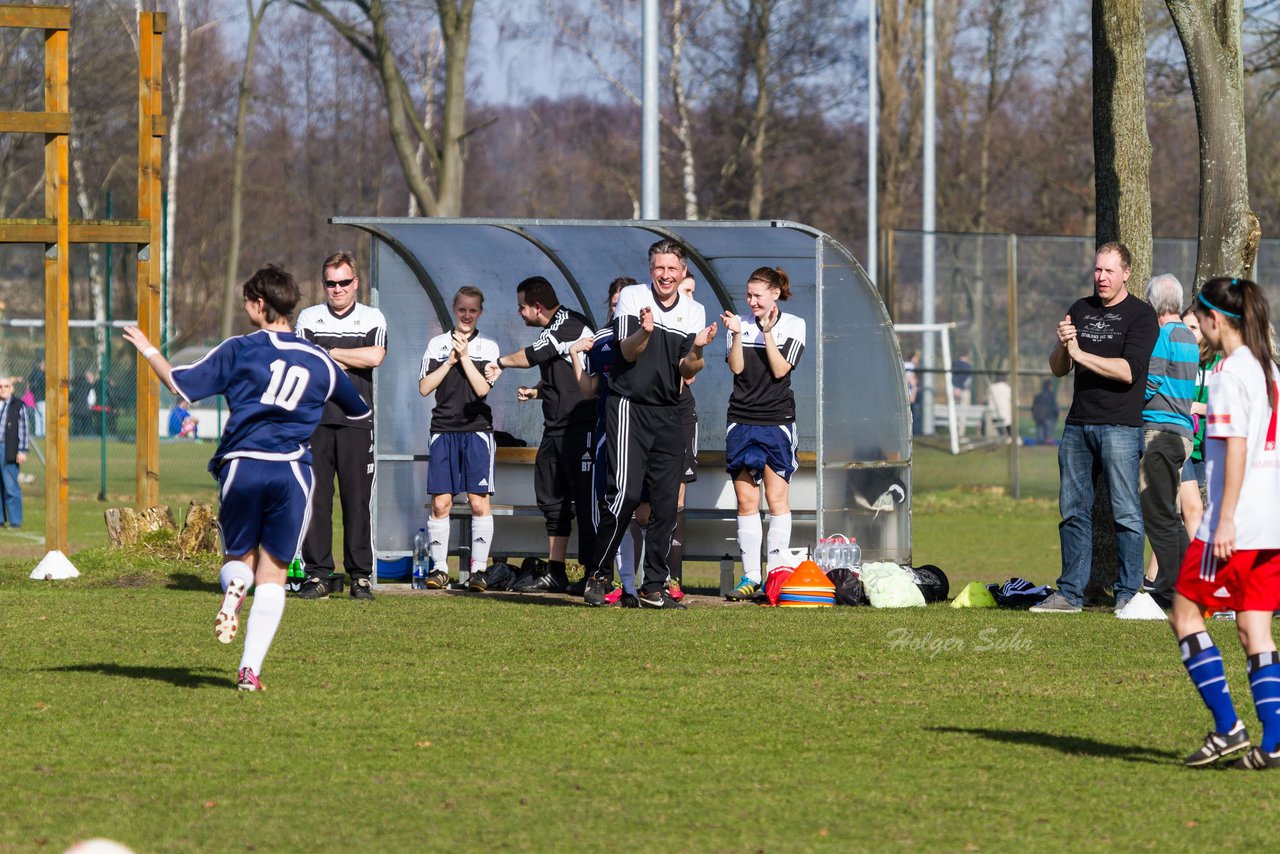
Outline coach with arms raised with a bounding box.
[295,250,387,601]
[1031,242,1158,614]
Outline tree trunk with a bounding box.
[1092,0,1152,293]
[220,0,272,339]
[671,0,699,220]
[1166,0,1260,287]
[164,0,189,345]
[1089,0,1151,601]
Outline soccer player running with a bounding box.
[720,267,806,600]
[418,287,501,591]
[123,266,370,691]
[584,239,717,609]
[1170,276,1280,770]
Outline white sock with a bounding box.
[471,515,494,573]
[766,513,793,571]
[219,560,254,593]
[427,516,451,571]
[239,583,285,675]
[618,525,638,594]
[737,514,763,583]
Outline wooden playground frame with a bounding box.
[0,4,165,553]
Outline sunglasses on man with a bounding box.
[323,278,355,289]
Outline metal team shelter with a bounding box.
[333,218,912,578]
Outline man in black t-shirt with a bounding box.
[492,276,596,592]
[1031,242,1158,614]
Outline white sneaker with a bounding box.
[215,578,248,644]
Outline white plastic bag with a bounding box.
[859,561,926,608]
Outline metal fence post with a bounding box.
[1007,233,1019,499]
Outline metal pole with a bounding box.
[921,0,936,436]
[1008,234,1020,499]
[641,0,659,219]
[161,188,169,357]
[100,191,113,501]
[866,0,878,280]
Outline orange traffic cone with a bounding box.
[778,559,835,607]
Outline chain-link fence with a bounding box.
[886,231,1280,494]
[0,318,222,504]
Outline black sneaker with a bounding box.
[565,578,587,597]
[638,589,686,610]
[583,575,610,607]
[513,566,570,594]
[1231,745,1280,770]
[618,592,639,608]
[350,578,375,600]
[468,571,489,592]
[1185,720,1251,767]
[296,577,330,600]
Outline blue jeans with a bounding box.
[0,443,21,527]
[1057,423,1144,605]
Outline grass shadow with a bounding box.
[463,590,589,608]
[928,726,1181,765]
[166,572,220,593]
[45,663,228,689]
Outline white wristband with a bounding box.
[142,347,159,359]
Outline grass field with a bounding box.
[6,442,1266,853]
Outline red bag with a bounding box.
[763,565,795,606]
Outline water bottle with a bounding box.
[813,538,829,571]
[847,537,862,573]
[286,556,304,593]
[412,528,429,589]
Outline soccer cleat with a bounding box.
[296,577,329,600]
[350,578,375,600]
[1028,592,1082,613]
[617,592,639,608]
[604,586,624,606]
[639,589,686,610]
[513,566,570,594]
[214,578,248,645]
[666,579,684,601]
[583,575,611,607]
[467,570,489,592]
[725,577,760,601]
[1184,720,1251,767]
[1231,746,1280,770]
[236,667,265,692]
[425,570,450,589]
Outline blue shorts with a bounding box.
[725,422,798,484]
[217,457,314,563]
[427,432,495,496]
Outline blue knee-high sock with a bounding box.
[1180,631,1239,734]
[1248,652,1280,752]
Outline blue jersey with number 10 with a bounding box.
[169,330,371,473]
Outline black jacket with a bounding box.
[3,397,27,464]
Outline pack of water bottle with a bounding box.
[412,527,429,589]
[813,533,862,574]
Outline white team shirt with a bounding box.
[1198,345,1280,548]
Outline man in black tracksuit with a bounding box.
[584,239,718,609]
[294,251,387,601]
[493,276,596,592]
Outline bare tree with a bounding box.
[220,0,275,339]
[294,0,476,218]
[1167,0,1260,286]
[165,0,191,344]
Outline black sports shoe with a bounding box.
[583,575,610,607]
[1231,745,1280,770]
[1184,720,1251,767]
[638,589,686,610]
[296,577,330,600]
[350,578,375,600]
[618,592,639,608]
[467,571,489,592]
[565,578,587,597]
[513,565,570,594]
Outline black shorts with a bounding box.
[534,429,594,538]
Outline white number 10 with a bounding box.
[261,359,309,411]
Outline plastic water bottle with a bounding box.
[412,528,429,589]
[813,538,828,571]
[847,537,862,573]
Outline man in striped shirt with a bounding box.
[1141,273,1199,609]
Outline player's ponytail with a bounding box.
[748,266,791,301]
[1200,276,1278,412]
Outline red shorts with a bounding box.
[1176,539,1280,613]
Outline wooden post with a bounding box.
[135,12,166,509]
[43,17,70,554]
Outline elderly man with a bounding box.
[1031,242,1158,614]
[1138,274,1198,609]
[0,376,29,528]
[295,250,387,601]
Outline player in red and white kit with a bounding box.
[1169,276,1280,770]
